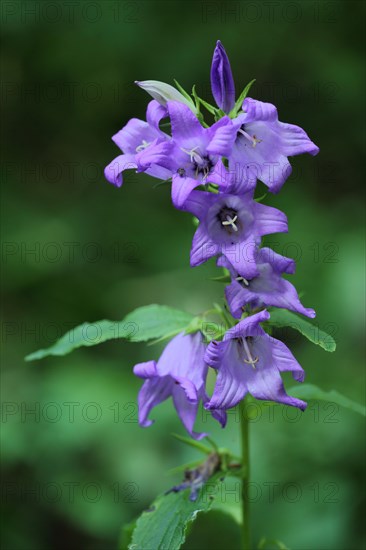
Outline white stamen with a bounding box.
[238,129,262,148]
[135,140,150,153]
[236,276,249,286]
[242,338,258,369]
[222,214,238,232]
[181,146,204,165]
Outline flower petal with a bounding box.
[133,360,158,379]
[171,174,202,208]
[245,358,306,410]
[172,385,206,440]
[224,310,270,341]
[253,202,288,236]
[136,139,174,172]
[270,336,306,383]
[222,239,259,279]
[206,116,236,157]
[112,119,158,154]
[206,340,249,409]
[167,100,205,143]
[136,376,173,427]
[190,225,220,267]
[104,154,137,187]
[146,99,168,129]
[258,247,296,274]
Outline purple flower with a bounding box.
[137,100,237,207]
[219,248,316,319]
[104,100,171,187]
[133,332,226,440]
[228,98,319,193]
[211,40,235,114]
[205,310,307,411]
[179,190,288,279]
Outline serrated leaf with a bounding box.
[229,78,256,118]
[130,473,224,550]
[289,384,366,416]
[267,309,336,352]
[25,305,195,361]
[119,520,136,550]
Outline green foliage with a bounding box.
[173,79,195,104]
[128,473,225,550]
[196,96,218,116]
[229,79,256,118]
[25,305,195,361]
[289,384,366,416]
[267,309,336,352]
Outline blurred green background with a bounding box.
[1,1,365,548]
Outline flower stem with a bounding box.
[239,397,251,550]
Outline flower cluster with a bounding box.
[105,41,319,439]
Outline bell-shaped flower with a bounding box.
[133,332,226,440]
[136,100,237,207]
[205,310,307,411]
[210,40,236,114]
[219,248,316,319]
[179,190,288,279]
[229,98,319,193]
[104,100,171,187]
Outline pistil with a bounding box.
[135,140,151,152]
[238,128,262,148]
[242,338,259,368]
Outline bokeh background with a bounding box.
[1,1,365,548]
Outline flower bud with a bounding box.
[210,40,235,114]
[135,80,197,113]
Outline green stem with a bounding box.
[239,397,251,550]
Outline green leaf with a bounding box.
[191,85,200,113]
[119,520,136,550]
[130,473,224,550]
[174,79,194,103]
[209,274,231,283]
[289,384,366,416]
[25,305,195,361]
[266,309,336,352]
[197,97,218,116]
[229,78,256,118]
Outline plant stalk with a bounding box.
[239,397,251,550]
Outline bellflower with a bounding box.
[211,40,235,114]
[179,190,288,279]
[229,97,319,193]
[133,332,226,440]
[218,248,316,319]
[104,100,171,187]
[137,100,237,207]
[205,310,307,411]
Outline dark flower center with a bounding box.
[193,155,213,178]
